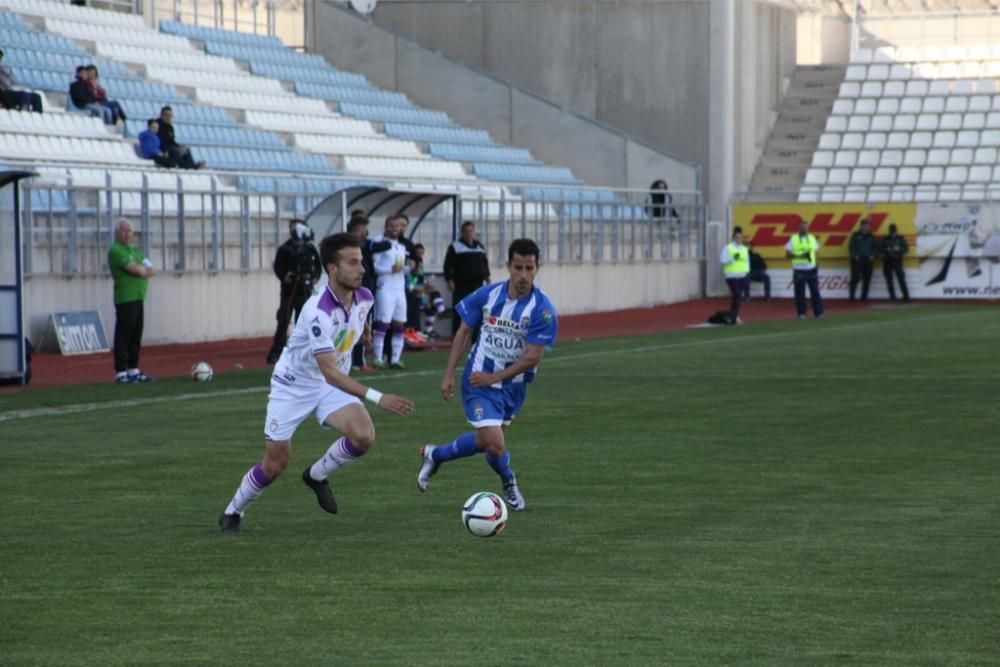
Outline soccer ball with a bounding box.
[461,491,508,537]
[190,361,214,382]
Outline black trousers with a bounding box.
[883,259,910,301]
[113,300,144,373]
[726,278,743,319]
[451,282,480,337]
[793,268,824,317]
[849,257,874,301]
[270,289,308,356]
[165,145,199,169]
[1,89,43,113]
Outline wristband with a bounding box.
[365,388,383,405]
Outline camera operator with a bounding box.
[266,220,321,364]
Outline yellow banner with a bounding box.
[731,203,918,268]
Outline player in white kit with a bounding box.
[219,233,414,532]
[371,215,411,369]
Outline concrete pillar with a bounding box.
[708,0,735,225]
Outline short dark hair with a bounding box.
[414,243,424,251]
[508,238,540,263]
[88,65,99,76]
[399,213,410,223]
[347,216,368,233]
[76,65,86,74]
[461,221,475,230]
[733,225,743,235]
[146,118,157,129]
[160,105,172,115]
[320,232,361,268]
[350,209,365,217]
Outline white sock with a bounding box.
[390,330,404,364]
[373,329,386,363]
[223,462,273,516]
[309,437,365,481]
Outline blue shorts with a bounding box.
[461,382,527,428]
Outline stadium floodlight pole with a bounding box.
[850,0,862,59]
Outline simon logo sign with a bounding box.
[731,203,917,264]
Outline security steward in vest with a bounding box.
[720,226,749,323]
[443,220,490,337]
[785,218,825,319]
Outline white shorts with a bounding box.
[375,288,407,323]
[263,377,361,441]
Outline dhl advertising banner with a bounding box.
[915,203,1000,299]
[732,203,928,298]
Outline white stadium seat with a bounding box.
[891,185,914,202]
[903,149,927,166]
[871,115,893,132]
[825,116,848,133]
[968,165,992,182]
[915,63,938,79]
[848,116,871,132]
[888,65,911,81]
[987,112,1000,128]
[883,81,905,97]
[905,81,929,97]
[863,132,887,150]
[860,82,883,97]
[921,166,944,184]
[857,150,880,167]
[973,147,997,163]
[876,99,899,115]
[893,115,917,132]
[933,131,957,148]
[845,65,867,81]
[939,113,962,130]
[937,63,960,80]
[852,48,874,64]
[812,151,834,168]
[945,97,969,114]
[960,62,982,79]
[820,186,845,203]
[944,166,967,183]
[951,148,973,165]
[880,150,903,167]
[963,184,987,201]
[874,46,896,63]
[953,80,975,96]
[834,150,857,167]
[897,46,920,62]
[841,133,864,150]
[887,132,910,149]
[982,130,1000,146]
[851,168,874,185]
[946,45,967,61]
[839,82,861,98]
[827,168,850,185]
[804,168,827,186]
[868,65,890,81]
[926,148,950,166]
[964,113,986,129]
[844,186,868,201]
[957,130,980,148]
[818,133,841,150]
[914,185,938,202]
[897,167,920,184]
[968,96,991,113]
[868,184,891,201]
[910,132,933,149]
[921,46,944,61]
[899,98,923,114]
[874,167,897,184]
[832,100,854,115]
[855,99,877,115]
[798,187,821,203]
[916,114,939,131]
[975,80,997,94]
[923,97,946,113]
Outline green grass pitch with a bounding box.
[2,305,998,666]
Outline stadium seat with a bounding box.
[825,116,848,133]
[863,133,887,150]
[903,149,927,167]
[973,147,997,163]
[841,133,864,150]
[883,81,905,97]
[893,115,916,132]
[933,131,957,148]
[880,150,903,167]
[804,168,827,186]
[870,115,893,132]
[832,100,854,115]
[873,167,896,184]
[847,117,870,132]
[897,167,920,184]
[923,97,946,114]
[834,150,857,168]
[910,132,933,149]
[827,168,850,186]
[812,151,834,168]
[926,148,949,166]
[875,99,898,115]
[890,185,914,202]
[851,168,874,185]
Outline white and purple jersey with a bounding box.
[457,281,558,389]
[371,235,408,294]
[273,285,374,387]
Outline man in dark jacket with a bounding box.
[443,221,490,337]
[349,214,376,372]
[880,223,910,302]
[848,218,877,302]
[69,66,114,124]
[741,241,771,300]
[266,220,321,364]
[156,106,204,170]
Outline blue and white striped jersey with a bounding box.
[456,281,558,388]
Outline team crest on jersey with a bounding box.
[312,325,322,338]
[472,404,485,420]
[541,309,553,325]
[482,306,490,318]
[520,315,531,330]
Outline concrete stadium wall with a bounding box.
[308,1,700,193]
[23,261,700,348]
[320,0,796,204]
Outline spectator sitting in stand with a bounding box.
[69,66,115,125]
[138,118,178,168]
[0,49,43,113]
[156,105,205,170]
[86,65,126,125]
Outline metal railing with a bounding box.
[148,0,306,48]
[19,171,705,278]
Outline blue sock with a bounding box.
[431,432,480,463]
[485,451,514,482]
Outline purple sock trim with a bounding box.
[248,462,273,490]
[391,323,405,334]
[374,321,391,334]
[338,437,365,459]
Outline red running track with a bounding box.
[6,298,885,391]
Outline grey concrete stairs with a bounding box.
[749,65,846,194]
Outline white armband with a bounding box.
[365,388,383,405]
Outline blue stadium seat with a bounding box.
[382,123,498,146]
[473,163,580,184]
[294,83,411,107]
[339,103,452,126]
[429,143,539,165]
[249,62,368,88]
[203,41,327,69]
[159,20,285,49]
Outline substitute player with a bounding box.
[371,215,411,369]
[416,238,557,510]
[219,233,414,532]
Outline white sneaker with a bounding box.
[416,445,439,492]
[502,475,526,511]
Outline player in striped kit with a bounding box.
[416,238,558,510]
[219,233,414,532]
